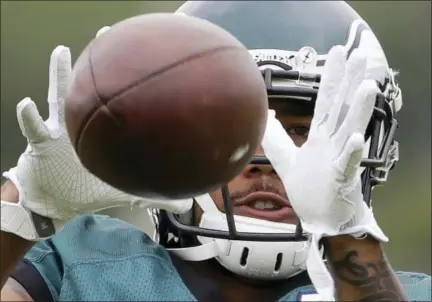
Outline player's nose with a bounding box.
[242,164,277,178]
[242,145,276,178]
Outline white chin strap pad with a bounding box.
[168,194,310,280]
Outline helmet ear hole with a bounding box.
[274,253,283,272]
[240,247,250,266]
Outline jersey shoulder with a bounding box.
[29,214,167,262]
[23,214,195,301]
[279,271,431,301]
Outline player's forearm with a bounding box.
[1,181,35,289]
[324,235,408,302]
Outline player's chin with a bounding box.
[234,205,297,224]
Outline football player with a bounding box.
[1,1,431,301]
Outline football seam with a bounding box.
[100,45,244,104]
[75,45,246,154]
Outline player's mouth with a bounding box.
[233,191,295,223]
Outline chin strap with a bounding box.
[306,235,336,301]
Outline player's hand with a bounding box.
[262,46,387,240]
[2,29,190,222]
[262,46,389,299]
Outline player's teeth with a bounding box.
[264,202,276,209]
[252,201,280,210]
[253,201,266,209]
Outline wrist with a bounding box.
[1,180,56,241]
[323,234,382,260]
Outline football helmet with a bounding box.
[149,1,402,280]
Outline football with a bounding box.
[65,13,268,199]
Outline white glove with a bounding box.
[2,27,191,224]
[261,46,388,300]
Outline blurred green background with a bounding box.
[1,1,430,274]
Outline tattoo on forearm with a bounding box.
[330,250,406,302]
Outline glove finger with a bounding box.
[334,79,378,147]
[95,26,111,38]
[47,45,72,123]
[327,49,367,136]
[335,132,365,182]
[309,45,346,137]
[261,110,297,177]
[17,97,50,144]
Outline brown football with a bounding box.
[65,13,268,199]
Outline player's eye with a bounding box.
[285,125,310,137]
